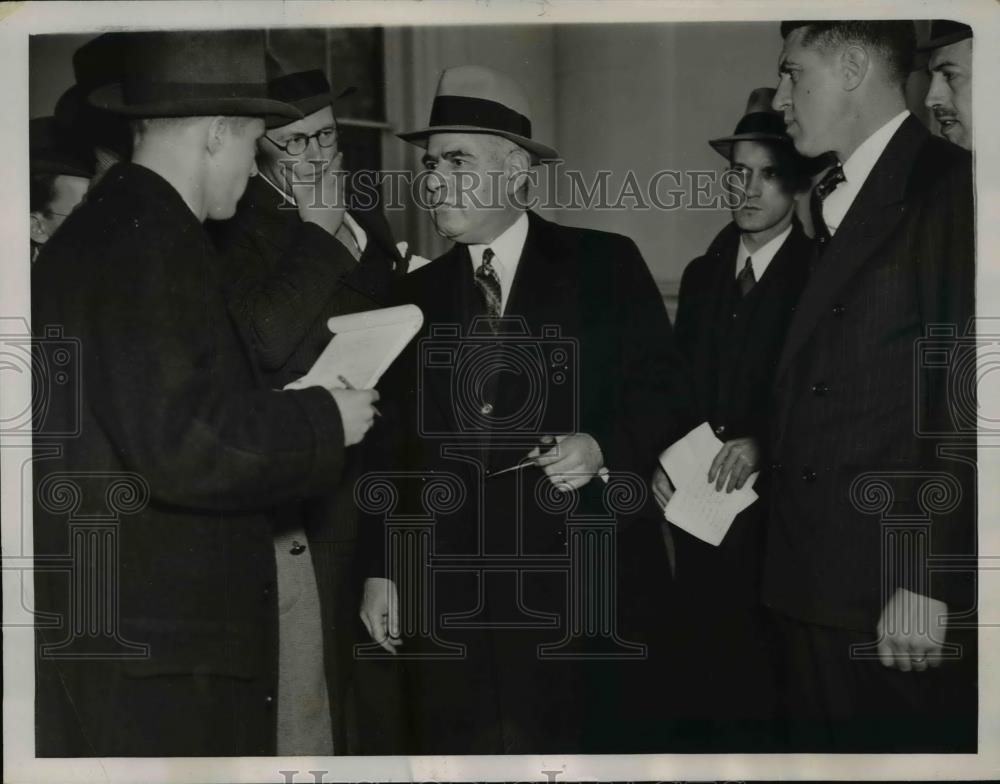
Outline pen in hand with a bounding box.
[337,374,381,417]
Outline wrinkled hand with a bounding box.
[707,436,760,493]
[359,577,401,654]
[289,151,347,236]
[877,587,948,672]
[329,387,380,447]
[651,464,674,508]
[529,433,604,492]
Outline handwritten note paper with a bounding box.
[659,422,758,546]
[284,304,423,391]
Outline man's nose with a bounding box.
[924,73,947,110]
[773,79,790,112]
[746,173,763,198]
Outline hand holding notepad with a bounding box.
[658,422,759,546]
[284,304,424,392]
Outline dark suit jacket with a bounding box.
[208,173,406,753]
[765,115,976,633]
[673,220,811,602]
[31,163,346,756]
[358,211,692,753]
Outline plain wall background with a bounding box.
[30,22,935,309]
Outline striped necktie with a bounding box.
[810,162,846,250]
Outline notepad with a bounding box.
[659,422,759,547]
[283,304,424,391]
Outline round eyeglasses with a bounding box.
[264,128,338,156]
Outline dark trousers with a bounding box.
[770,610,977,752]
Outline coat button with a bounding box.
[770,462,783,473]
[715,424,727,437]
[262,582,272,600]
[832,304,845,316]
[480,402,494,415]
[801,468,817,482]
[264,693,274,708]
[811,382,829,396]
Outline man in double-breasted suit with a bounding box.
[208,59,408,754]
[31,31,380,756]
[767,20,976,751]
[356,65,691,754]
[661,86,815,750]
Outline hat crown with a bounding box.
[435,65,533,121]
[122,30,269,89]
[743,87,778,118]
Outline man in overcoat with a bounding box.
[32,30,379,756]
[356,65,692,754]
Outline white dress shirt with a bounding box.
[736,223,793,282]
[258,173,368,253]
[821,110,909,236]
[468,211,530,315]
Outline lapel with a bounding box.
[504,211,573,328]
[418,243,476,433]
[774,115,927,381]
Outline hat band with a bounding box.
[124,80,270,104]
[429,95,532,138]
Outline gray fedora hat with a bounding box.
[398,65,558,163]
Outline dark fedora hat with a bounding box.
[708,87,791,159]
[30,116,94,179]
[90,30,301,120]
[398,65,558,163]
[263,52,354,128]
[54,33,132,157]
[918,19,973,51]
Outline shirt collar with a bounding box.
[840,110,910,190]
[737,223,793,282]
[468,211,530,314]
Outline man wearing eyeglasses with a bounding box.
[208,56,408,755]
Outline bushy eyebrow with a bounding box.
[421,148,476,165]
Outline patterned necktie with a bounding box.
[737,255,756,297]
[810,162,846,249]
[474,247,502,318]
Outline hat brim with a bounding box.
[398,125,559,163]
[90,82,302,120]
[31,156,94,179]
[264,86,356,129]
[917,30,973,52]
[708,132,791,159]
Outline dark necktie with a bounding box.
[474,247,502,319]
[810,162,846,249]
[737,255,756,297]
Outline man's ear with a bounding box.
[503,147,532,197]
[206,116,228,156]
[30,212,50,245]
[841,44,869,91]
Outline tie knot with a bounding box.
[814,163,846,202]
[481,247,496,267]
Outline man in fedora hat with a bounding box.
[921,20,973,151]
[32,29,380,757]
[768,20,975,750]
[209,54,409,754]
[54,32,133,185]
[357,64,692,753]
[29,115,93,261]
[654,86,814,750]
